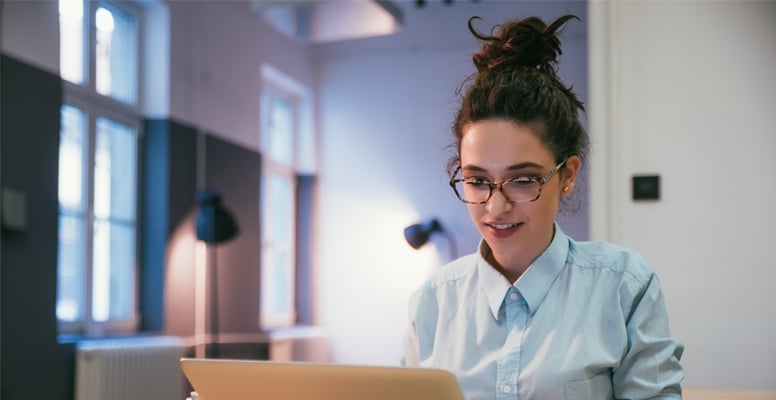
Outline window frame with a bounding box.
[58,93,143,335]
[260,86,299,329]
[259,64,315,329]
[57,0,143,336]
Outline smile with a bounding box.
[485,222,521,239]
[486,222,520,230]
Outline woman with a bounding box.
[403,15,684,399]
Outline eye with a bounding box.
[508,176,538,187]
[463,177,492,188]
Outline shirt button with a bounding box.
[502,385,512,394]
[509,292,518,301]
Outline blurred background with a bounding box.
[1,0,774,399]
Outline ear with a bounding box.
[560,155,581,196]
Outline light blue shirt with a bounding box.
[403,225,684,399]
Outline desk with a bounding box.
[184,326,328,362]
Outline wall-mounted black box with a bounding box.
[632,175,660,201]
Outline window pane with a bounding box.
[261,174,295,327]
[59,106,86,211]
[262,175,293,244]
[93,117,136,323]
[57,105,87,324]
[263,94,294,165]
[59,0,85,84]
[95,117,137,221]
[95,3,137,104]
[92,219,135,321]
[261,249,295,319]
[270,249,293,315]
[57,214,85,321]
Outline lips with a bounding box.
[485,222,522,238]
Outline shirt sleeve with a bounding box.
[402,322,420,367]
[403,283,438,367]
[613,273,685,399]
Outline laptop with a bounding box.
[180,357,465,400]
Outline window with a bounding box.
[259,65,315,328]
[57,0,141,335]
[59,0,138,101]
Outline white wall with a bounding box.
[589,1,776,389]
[1,0,60,73]
[167,1,313,153]
[313,0,588,366]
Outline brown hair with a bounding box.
[448,15,588,176]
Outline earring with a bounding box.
[564,186,570,192]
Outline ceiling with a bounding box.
[250,0,406,44]
[248,0,515,44]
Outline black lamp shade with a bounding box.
[196,189,238,244]
[404,219,442,249]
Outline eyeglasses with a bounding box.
[449,159,567,204]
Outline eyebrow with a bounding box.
[462,161,546,173]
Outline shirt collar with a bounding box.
[478,224,570,320]
[477,243,513,320]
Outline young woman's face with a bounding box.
[459,119,577,277]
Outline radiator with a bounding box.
[75,336,185,400]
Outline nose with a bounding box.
[486,186,513,216]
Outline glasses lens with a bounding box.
[503,180,541,202]
[453,180,490,203]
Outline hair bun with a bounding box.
[469,15,578,75]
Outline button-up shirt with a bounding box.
[403,225,684,399]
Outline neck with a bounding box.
[482,244,527,284]
[482,225,557,284]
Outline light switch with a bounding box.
[2,187,27,231]
[632,175,660,201]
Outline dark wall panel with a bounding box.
[0,53,266,399]
[141,119,169,332]
[141,119,197,332]
[0,54,75,399]
[296,174,316,325]
[204,135,261,334]
[167,122,198,243]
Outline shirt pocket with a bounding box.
[564,371,614,400]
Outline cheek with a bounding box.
[531,195,561,222]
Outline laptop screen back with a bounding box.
[180,358,465,400]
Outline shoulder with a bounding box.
[424,253,479,289]
[565,239,667,316]
[407,253,478,313]
[566,239,655,285]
